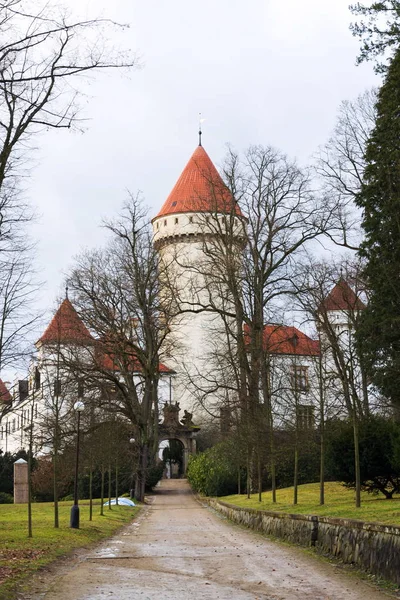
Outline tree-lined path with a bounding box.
[25,480,389,599]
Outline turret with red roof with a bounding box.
[152,144,244,248]
[36,298,94,347]
[151,142,246,418]
[320,278,366,313]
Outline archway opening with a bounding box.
[159,439,185,479]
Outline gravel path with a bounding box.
[24,479,392,600]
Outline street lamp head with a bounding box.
[74,401,85,412]
[129,437,135,444]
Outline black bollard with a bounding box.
[70,504,80,529]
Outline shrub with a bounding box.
[145,463,164,491]
[326,415,400,498]
[0,491,13,504]
[187,441,238,496]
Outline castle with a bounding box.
[0,143,367,460]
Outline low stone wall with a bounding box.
[207,498,400,585]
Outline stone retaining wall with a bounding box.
[207,498,400,585]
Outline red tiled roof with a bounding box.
[0,379,12,403]
[321,279,366,312]
[244,324,320,356]
[263,325,320,356]
[37,298,94,345]
[95,338,174,375]
[154,146,242,219]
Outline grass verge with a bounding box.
[0,499,140,599]
[221,481,400,525]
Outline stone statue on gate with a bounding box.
[181,410,195,427]
[162,402,181,428]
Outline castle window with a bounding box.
[34,367,41,391]
[189,216,193,223]
[296,405,314,429]
[172,201,177,207]
[157,222,159,230]
[54,378,62,397]
[220,406,231,435]
[175,217,179,224]
[164,219,167,226]
[19,380,29,402]
[291,366,309,392]
[77,379,84,398]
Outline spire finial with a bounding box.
[65,280,69,300]
[198,112,204,146]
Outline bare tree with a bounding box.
[66,195,175,502]
[314,88,377,250]
[0,0,137,392]
[293,258,371,507]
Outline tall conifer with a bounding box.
[356,48,400,406]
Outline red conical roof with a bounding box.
[37,298,94,345]
[154,146,242,218]
[0,379,12,403]
[322,279,366,312]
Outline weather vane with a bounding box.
[198,113,206,146]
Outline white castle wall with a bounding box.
[153,211,244,423]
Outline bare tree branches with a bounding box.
[0,0,137,385]
[314,89,377,250]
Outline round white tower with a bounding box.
[152,144,244,423]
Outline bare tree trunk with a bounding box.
[319,427,325,506]
[28,401,34,538]
[108,463,112,510]
[237,467,241,494]
[353,416,361,507]
[246,447,251,499]
[53,448,59,528]
[115,457,119,506]
[89,460,93,522]
[270,434,277,503]
[139,444,148,503]
[257,454,262,502]
[293,444,299,505]
[319,351,325,506]
[100,464,105,516]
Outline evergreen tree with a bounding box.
[356,48,400,406]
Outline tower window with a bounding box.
[189,216,193,223]
[171,201,177,207]
[34,367,41,391]
[157,222,159,230]
[175,217,179,224]
[164,219,167,226]
[77,379,84,398]
[54,378,62,397]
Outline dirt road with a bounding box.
[24,479,392,600]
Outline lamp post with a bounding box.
[70,401,85,529]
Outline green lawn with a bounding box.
[221,482,400,526]
[0,499,140,598]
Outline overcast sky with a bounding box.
[30,0,378,331]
